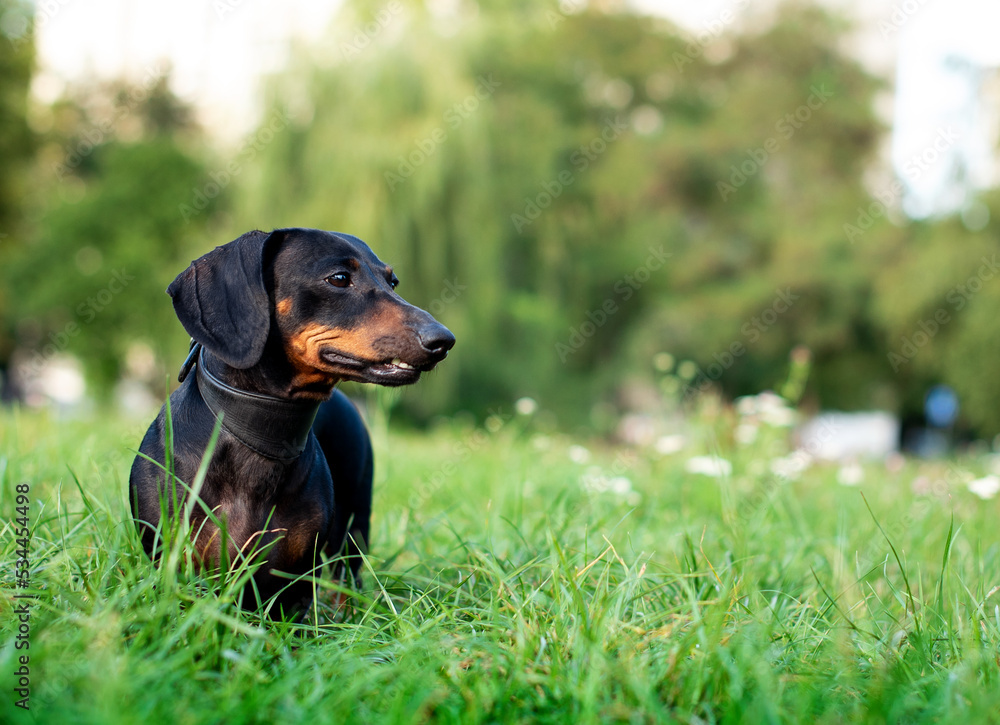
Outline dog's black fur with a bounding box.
[128,228,455,615]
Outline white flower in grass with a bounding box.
[968,475,1000,500]
[515,397,538,415]
[532,434,552,450]
[760,406,796,428]
[581,471,640,504]
[608,476,632,495]
[837,462,864,486]
[734,423,758,445]
[685,455,732,477]
[770,453,811,480]
[735,395,758,417]
[735,392,796,426]
[654,434,686,455]
[568,445,591,464]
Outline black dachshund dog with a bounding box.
[129,228,455,615]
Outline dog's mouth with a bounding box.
[319,350,435,385]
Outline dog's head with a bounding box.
[167,228,455,388]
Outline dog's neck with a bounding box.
[188,345,326,461]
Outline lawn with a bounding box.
[1,396,999,724]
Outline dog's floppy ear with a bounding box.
[167,230,282,369]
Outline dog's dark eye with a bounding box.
[390,277,399,290]
[326,273,351,288]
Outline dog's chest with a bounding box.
[195,461,334,572]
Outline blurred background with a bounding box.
[2,0,999,452]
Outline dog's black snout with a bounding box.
[418,323,456,357]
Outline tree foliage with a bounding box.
[238,1,911,426]
[4,74,223,392]
[0,0,38,380]
[5,0,1000,435]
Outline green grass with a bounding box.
[2,400,999,724]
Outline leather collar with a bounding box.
[184,344,320,461]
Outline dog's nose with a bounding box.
[418,322,456,357]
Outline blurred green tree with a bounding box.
[239,0,899,427]
[0,0,38,396]
[868,191,1000,434]
[4,73,223,396]
[8,0,998,435]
